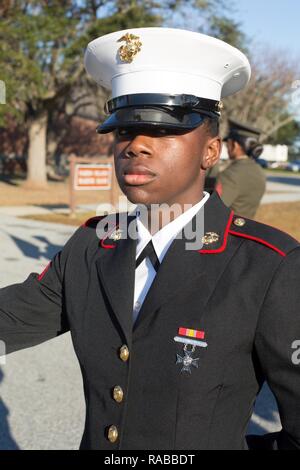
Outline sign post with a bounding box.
[69,155,118,217]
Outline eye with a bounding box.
[117,128,130,137]
[157,128,168,135]
[149,128,171,137]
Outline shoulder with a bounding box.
[249,159,266,178]
[217,164,239,184]
[82,212,131,230]
[82,214,107,229]
[62,213,121,253]
[80,212,134,242]
[81,213,122,238]
[239,159,266,181]
[218,160,251,178]
[228,215,300,257]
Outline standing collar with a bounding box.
[134,192,210,261]
[100,191,234,255]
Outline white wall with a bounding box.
[220,143,289,162]
[261,145,288,162]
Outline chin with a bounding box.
[122,186,162,206]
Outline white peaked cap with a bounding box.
[84,27,251,101]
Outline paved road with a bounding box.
[0,215,281,449]
[0,216,85,450]
[261,175,300,204]
[267,172,300,187]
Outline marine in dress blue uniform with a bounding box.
[0,28,300,450]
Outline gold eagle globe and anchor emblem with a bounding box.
[110,228,123,241]
[201,232,220,245]
[117,33,142,63]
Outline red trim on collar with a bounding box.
[82,216,104,228]
[100,223,119,249]
[37,262,52,281]
[228,230,286,257]
[198,210,234,254]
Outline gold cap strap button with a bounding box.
[233,217,246,227]
[113,385,124,403]
[107,425,118,443]
[119,345,129,362]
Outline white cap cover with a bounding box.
[84,27,251,101]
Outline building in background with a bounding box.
[220,144,289,170]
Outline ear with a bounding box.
[201,136,222,170]
[233,140,244,156]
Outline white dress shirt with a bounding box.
[132,192,210,323]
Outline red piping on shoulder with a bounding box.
[228,230,286,257]
[82,215,117,249]
[100,223,119,249]
[82,216,104,228]
[198,210,234,254]
[38,262,52,281]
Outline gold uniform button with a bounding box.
[113,385,124,403]
[119,345,129,362]
[107,425,118,443]
[234,217,246,227]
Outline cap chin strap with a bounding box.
[105,93,221,117]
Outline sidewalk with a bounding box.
[0,180,300,219]
[0,204,99,217]
[0,214,75,286]
[0,212,282,449]
[261,180,300,204]
[0,215,83,449]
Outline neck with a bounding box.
[140,192,205,235]
[235,154,248,161]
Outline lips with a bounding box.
[123,165,157,185]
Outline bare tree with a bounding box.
[222,48,300,142]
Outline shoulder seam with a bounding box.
[229,229,287,257]
[238,217,300,244]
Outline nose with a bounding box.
[124,134,153,159]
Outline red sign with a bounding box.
[74,164,112,190]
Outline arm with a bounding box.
[216,169,239,208]
[252,247,300,449]
[0,228,79,356]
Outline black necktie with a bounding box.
[135,240,160,272]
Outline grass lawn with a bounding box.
[1,176,299,241]
[0,178,114,206]
[255,201,300,241]
[21,201,300,242]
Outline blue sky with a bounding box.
[233,0,300,57]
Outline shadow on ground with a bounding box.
[34,204,69,211]
[9,234,62,261]
[0,368,19,449]
[247,382,280,435]
[267,175,300,186]
[0,176,19,186]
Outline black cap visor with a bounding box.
[97,107,209,134]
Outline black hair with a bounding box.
[205,117,220,137]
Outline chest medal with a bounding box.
[174,327,207,374]
[176,344,199,374]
